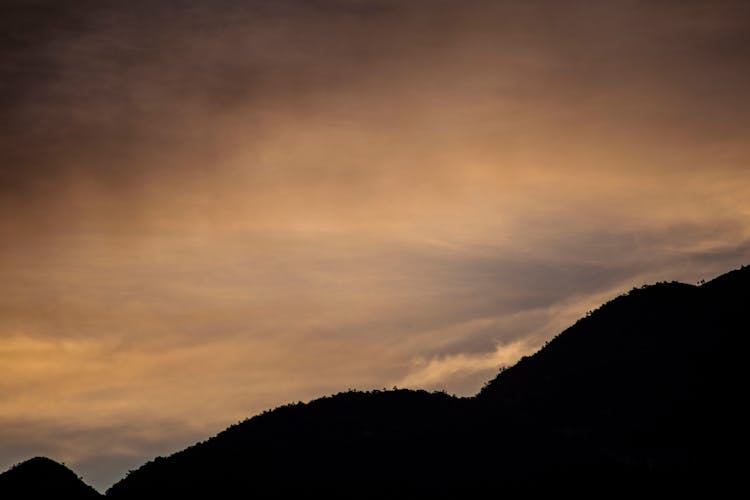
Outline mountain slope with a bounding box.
[105,265,748,498]
[0,457,102,499]
[108,389,475,498]
[478,268,744,469]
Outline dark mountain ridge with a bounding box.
[3,265,746,497]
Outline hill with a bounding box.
[3,265,745,498]
[0,456,102,499]
[104,265,748,498]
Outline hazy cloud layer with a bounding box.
[1,0,749,490]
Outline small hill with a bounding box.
[108,389,473,498]
[0,456,102,499]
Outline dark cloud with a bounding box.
[3,0,749,197]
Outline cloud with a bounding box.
[396,340,530,393]
[2,0,750,489]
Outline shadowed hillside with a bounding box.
[2,265,746,498]
[0,456,102,499]
[104,265,747,498]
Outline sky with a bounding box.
[1,0,749,491]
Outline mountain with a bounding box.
[474,274,743,491]
[3,265,745,498]
[103,265,747,498]
[0,456,102,499]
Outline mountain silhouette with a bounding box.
[0,456,102,499]
[2,265,746,498]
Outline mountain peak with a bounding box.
[0,456,101,499]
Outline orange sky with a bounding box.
[2,0,749,490]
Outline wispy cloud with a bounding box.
[396,340,531,393]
